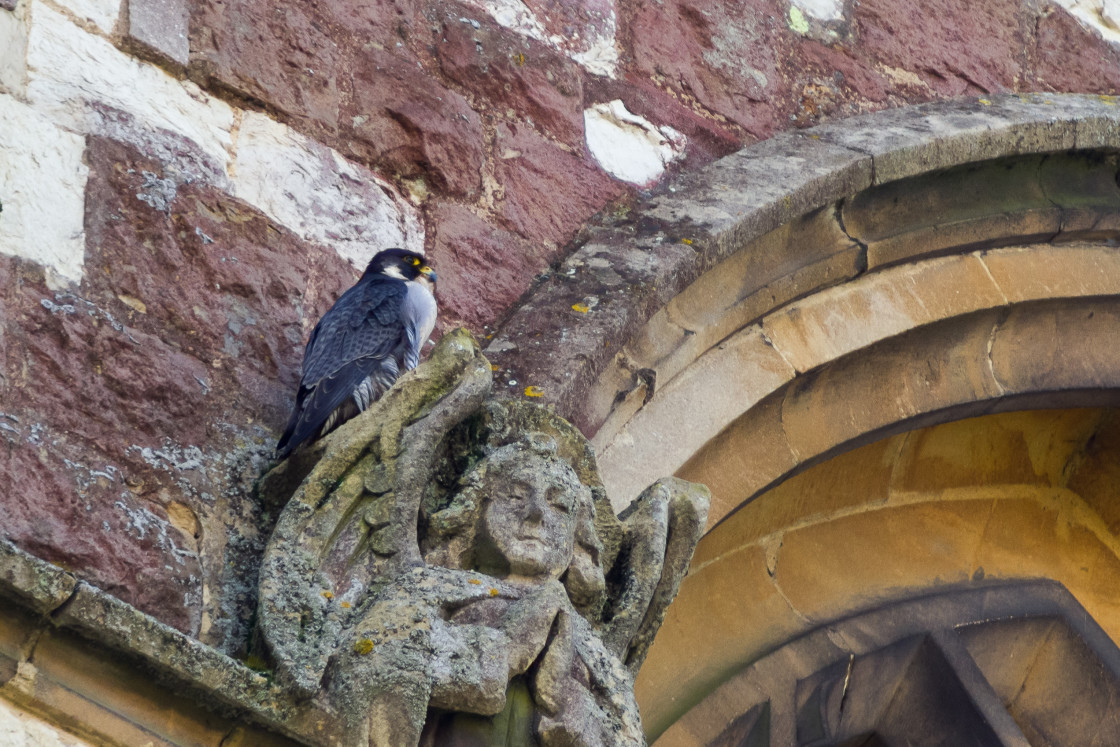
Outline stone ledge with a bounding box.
[0,541,76,616]
[0,538,310,745]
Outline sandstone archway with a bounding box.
[487,94,1120,744]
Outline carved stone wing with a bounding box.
[256,330,493,694]
[603,477,711,674]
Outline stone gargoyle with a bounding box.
[256,330,710,746]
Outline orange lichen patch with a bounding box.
[468,578,482,585]
[354,639,374,655]
[340,601,351,609]
[320,591,334,600]
[489,588,499,597]
[572,303,590,313]
[524,386,544,397]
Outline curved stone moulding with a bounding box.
[484,93,1120,516]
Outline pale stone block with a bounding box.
[1054,0,1120,42]
[791,0,844,22]
[0,696,93,746]
[761,254,1006,374]
[584,100,685,186]
[231,112,424,269]
[458,0,619,77]
[52,0,118,35]
[980,245,1120,302]
[24,3,233,172]
[596,325,795,510]
[0,0,28,94]
[0,94,88,286]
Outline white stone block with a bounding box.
[52,0,119,35]
[584,100,686,187]
[1054,0,1120,43]
[0,93,89,286]
[24,2,234,172]
[791,0,845,22]
[0,0,29,95]
[459,0,619,77]
[231,112,424,269]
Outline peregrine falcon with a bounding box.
[276,248,438,458]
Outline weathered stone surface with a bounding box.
[27,3,234,173]
[126,0,189,67]
[596,325,794,513]
[343,46,485,199]
[230,112,424,270]
[189,0,342,130]
[585,100,687,186]
[0,697,91,747]
[0,133,359,644]
[457,0,619,77]
[0,95,88,287]
[433,3,586,148]
[53,0,117,35]
[257,331,708,744]
[627,0,792,137]
[762,254,1006,374]
[852,0,1028,96]
[989,299,1120,396]
[424,201,548,330]
[0,540,76,615]
[1032,5,1120,94]
[494,122,626,246]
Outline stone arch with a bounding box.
[486,94,1120,744]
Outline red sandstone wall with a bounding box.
[1,0,1119,650]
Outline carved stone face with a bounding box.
[479,454,582,582]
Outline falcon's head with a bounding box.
[364,248,437,290]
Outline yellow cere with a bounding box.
[572,303,590,313]
[354,639,375,655]
[524,386,544,398]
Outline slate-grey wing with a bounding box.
[276,277,407,457]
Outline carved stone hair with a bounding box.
[422,433,607,618]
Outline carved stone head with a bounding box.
[423,433,607,616]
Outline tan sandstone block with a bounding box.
[990,299,1120,395]
[599,326,795,511]
[773,501,992,622]
[636,545,803,740]
[972,495,1120,643]
[762,254,1005,374]
[691,434,899,567]
[779,312,1004,463]
[676,394,799,529]
[889,409,1102,493]
[981,244,1120,302]
[24,629,232,746]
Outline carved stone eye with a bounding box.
[548,487,573,514]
